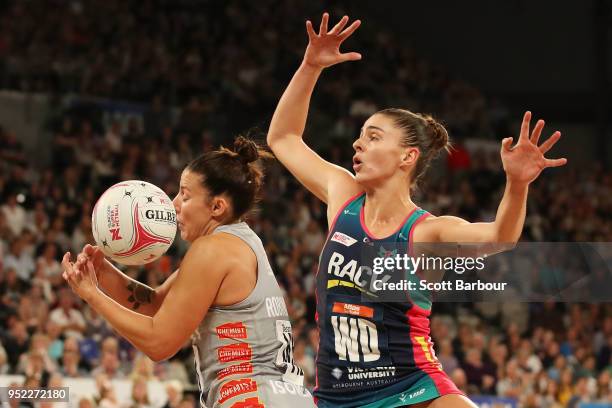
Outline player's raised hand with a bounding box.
[73,244,106,280]
[303,13,362,69]
[501,111,567,185]
[62,253,99,302]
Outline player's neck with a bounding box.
[363,179,415,224]
[201,219,224,237]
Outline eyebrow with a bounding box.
[180,186,191,192]
[361,125,386,133]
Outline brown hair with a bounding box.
[187,136,273,222]
[377,108,451,191]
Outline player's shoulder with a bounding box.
[329,166,361,196]
[420,214,466,224]
[413,214,467,241]
[327,179,363,219]
[189,231,253,270]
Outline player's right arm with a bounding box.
[64,233,234,362]
[267,13,363,223]
[75,244,176,316]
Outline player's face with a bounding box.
[352,114,409,185]
[173,169,214,242]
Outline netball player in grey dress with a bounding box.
[62,137,316,408]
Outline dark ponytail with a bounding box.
[187,136,273,222]
[377,108,451,191]
[233,136,260,164]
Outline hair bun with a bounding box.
[233,136,259,164]
[423,116,449,152]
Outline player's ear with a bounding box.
[211,196,230,219]
[400,147,419,168]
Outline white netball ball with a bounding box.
[92,180,177,265]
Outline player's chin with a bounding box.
[179,228,190,242]
[354,170,375,185]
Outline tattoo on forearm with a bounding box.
[126,282,155,310]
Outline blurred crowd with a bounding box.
[1,0,611,407]
[1,116,611,407]
[0,0,511,141]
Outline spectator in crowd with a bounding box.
[49,289,87,339]
[450,368,469,394]
[130,353,157,382]
[128,375,153,408]
[17,333,56,375]
[1,319,30,371]
[45,320,63,361]
[162,380,184,408]
[36,242,63,286]
[60,336,87,377]
[540,377,563,408]
[558,367,575,406]
[18,283,49,332]
[438,338,459,376]
[91,337,126,380]
[78,396,96,408]
[99,385,121,408]
[496,359,523,400]
[567,376,594,407]
[1,193,27,238]
[21,349,53,387]
[4,238,35,281]
[0,342,8,374]
[178,395,196,408]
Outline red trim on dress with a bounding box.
[408,212,430,258]
[360,203,419,241]
[405,211,465,397]
[325,192,365,240]
[406,211,432,315]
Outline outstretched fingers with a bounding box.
[501,137,514,151]
[306,20,316,40]
[329,15,349,35]
[62,252,71,266]
[61,252,74,280]
[544,158,568,168]
[339,19,362,41]
[307,13,361,43]
[319,12,329,35]
[339,52,362,62]
[530,119,545,145]
[538,130,567,167]
[539,131,562,154]
[519,111,531,141]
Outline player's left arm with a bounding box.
[63,235,228,362]
[428,111,566,244]
[429,180,530,244]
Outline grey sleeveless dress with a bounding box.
[190,222,316,408]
